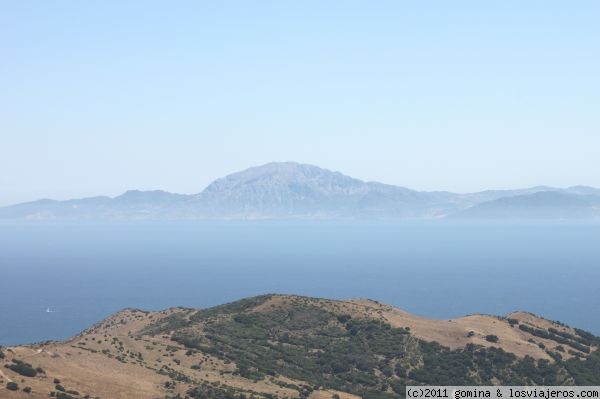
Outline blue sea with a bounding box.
[1,220,599,346]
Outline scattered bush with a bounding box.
[485,335,499,343]
[5,359,37,377]
[6,381,19,391]
[519,324,592,353]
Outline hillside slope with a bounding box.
[1,295,599,399]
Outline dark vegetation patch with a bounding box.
[6,381,19,391]
[139,296,600,398]
[186,382,260,399]
[563,349,600,385]
[518,324,591,353]
[485,335,499,343]
[4,359,38,377]
[140,310,195,336]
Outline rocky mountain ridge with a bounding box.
[2,162,599,220]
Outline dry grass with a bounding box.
[309,389,362,399]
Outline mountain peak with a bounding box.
[1,162,599,220]
[195,162,375,216]
[204,162,361,188]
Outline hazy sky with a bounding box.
[1,1,599,206]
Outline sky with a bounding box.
[1,1,599,206]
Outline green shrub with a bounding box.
[485,335,499,343]
[6,382,19,391]
[5,360,37,377]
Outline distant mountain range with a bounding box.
[2,162,599,220]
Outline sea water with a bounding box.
[0,220,599,346]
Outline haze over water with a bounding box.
[1,220,599,346]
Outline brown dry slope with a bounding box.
[0,295,597,399]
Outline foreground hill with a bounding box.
[1,295,599,399]
[1,162,599,220]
